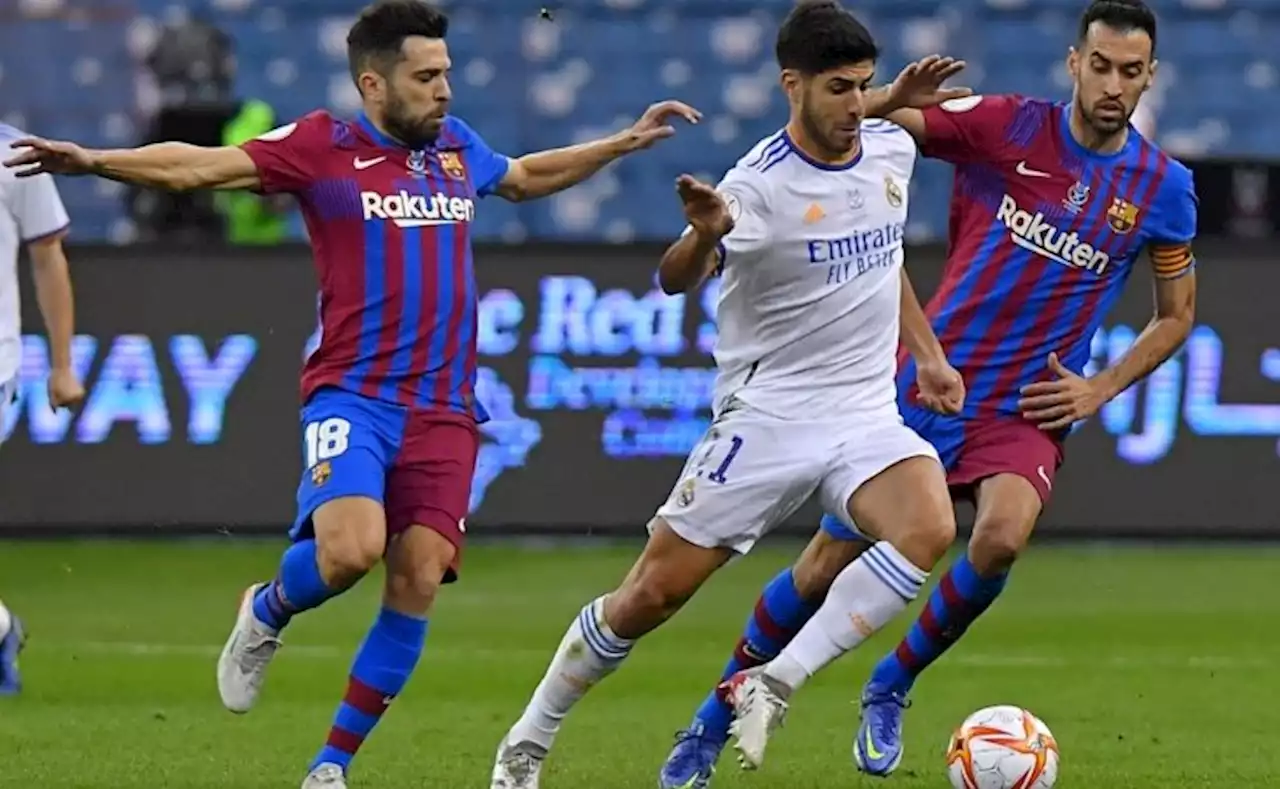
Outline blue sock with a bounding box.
[251,539,336,631]
[312,607,428,774]
[869,554,1008,695]
[692,569,820,740]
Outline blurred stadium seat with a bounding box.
[2,0,1276,242]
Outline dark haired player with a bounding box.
[491,3,973,788]
[663,1,1197,784]
[5,1,697,786]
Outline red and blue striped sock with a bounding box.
[693,569,820,737]
[311,607,428,774]
[868,554,1008,694]
[252,539,336,631]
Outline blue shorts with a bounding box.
[820,403,1063,542]
[292,388,479,578]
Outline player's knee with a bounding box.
[384,566,442,615]
[792,531,866,600]
[968,516,1031,574]
[315,524,384,586]
[890,507,957,571]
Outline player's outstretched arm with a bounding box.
[4,138,259,192]
[864,55,972,144]
[494,100,700,201]
[658,175,733,295]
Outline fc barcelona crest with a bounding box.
[1106,198,1140,234]
[438,151,467,181]
[311,460,331,487]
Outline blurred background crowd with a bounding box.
[2,0,1276,245]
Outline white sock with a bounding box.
[765,542,927,692]
[507,596,635,752]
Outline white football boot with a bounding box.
[725,670,789,770]
[490,737,546,789]
[216,582,282,713]
[301,763,346,788]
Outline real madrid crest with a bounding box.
[884,174,903,208]
[676,477,696,508]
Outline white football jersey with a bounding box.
[0,124,70,385]
[706,121,917,418]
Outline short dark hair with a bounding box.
[1078,0,1157,53]
[776,0,879,75]
[347,0,448,81]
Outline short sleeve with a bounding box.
[447,117,511,198]
[919,94,1020,164]
[10,173,70,242]
[710,168,772,265]
[239,111,332,195]
[1146,162,1198,279]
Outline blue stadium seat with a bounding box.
[5,0,1274,242]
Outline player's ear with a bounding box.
[1145,58,1158,91]
[779,69,801,101]
[1065,47,1080,78]
[356,70,386,102]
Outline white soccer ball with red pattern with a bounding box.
[945,705,1059,789]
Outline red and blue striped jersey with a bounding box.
[241,110,509,421]
[900,95,1198,417]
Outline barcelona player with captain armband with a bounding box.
[661,1,1199,786]
[5,2,700,787]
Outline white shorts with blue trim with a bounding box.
[654,400,939,555]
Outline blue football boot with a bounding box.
[0,614,27,695]
[658,721,727,789]
[853,683,909,776]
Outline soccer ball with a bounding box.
[945,705,1059,789]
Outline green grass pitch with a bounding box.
[1,540,1277,788]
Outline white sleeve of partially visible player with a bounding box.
[10,173,70,243]
[709,166,772,268]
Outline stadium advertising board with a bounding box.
[0,242,1275,536]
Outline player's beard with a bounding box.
[799,102,859,160]
[1078,96,1130,139]
[383,90,442,148]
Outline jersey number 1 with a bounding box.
[305,418,351,468]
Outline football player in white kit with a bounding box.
[0,122,85,695]
[490,4,970,786]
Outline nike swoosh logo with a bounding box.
[353,156,386,170]
[1037,465,1052,491]
[864,725,886,760]
[1016,161,1051,178]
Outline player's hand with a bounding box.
[1017,352,1103,431]
[622,101,703,151]
[47,367,85,410]
[3,137,98,178]
[915,359,965,415]
[676,174,733,239]
[883,55,972,112]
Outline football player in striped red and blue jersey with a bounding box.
[662,2,1198,785]
[5,2,697,786]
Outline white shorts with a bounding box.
[0,377,14,447]
[655,400,939,554]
